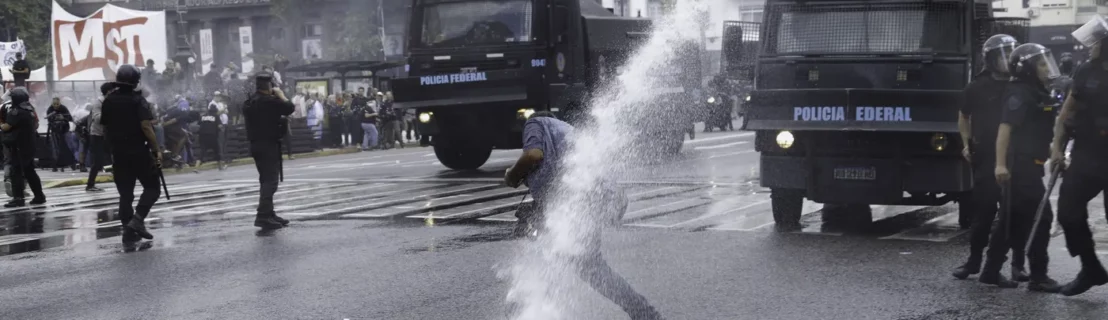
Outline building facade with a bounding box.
[59,0,408,77]
[992,0,1107,59]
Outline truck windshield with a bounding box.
[765,3,964,55]
[420,0,535,48]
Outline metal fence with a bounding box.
[721,21,761,80]
[763,2,965,55]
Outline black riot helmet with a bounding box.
[100,82,115,96]
[115,64,142,85]
[1059,52,1075,75]
[254,70,274,91]
[982,34,1018,75]
[1072,15,1107,60]
[1008,43,1061,88]
[8,87,30,106]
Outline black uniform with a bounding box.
[198,106,223,166]
[11,58,30,87]
[2,91,45,207]
[242,89,294,228]
[983,79,1059,290]
[46,104,75,170]
[101,83,160,243]
[1056,59,1108,295]
[956,75,1027,278]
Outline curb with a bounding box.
[43,148,361,189]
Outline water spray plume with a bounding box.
[500,1,716,319]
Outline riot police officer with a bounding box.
[101,65,161,243]
[242,70,294,229]
[0,87,46,207]
[953,34,1030,283]
[1050,15,1108,296]
[986,43,1064,292]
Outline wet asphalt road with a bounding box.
[2,123,1107,319]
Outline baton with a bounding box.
[158,167,170,200]
[154,151,171,200]
[1025,164,1062,254]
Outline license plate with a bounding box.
[833,167,876,181]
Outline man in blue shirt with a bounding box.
[504,112,664,320]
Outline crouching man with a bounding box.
[504,112,665,320]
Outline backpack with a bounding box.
[75,116,91,141]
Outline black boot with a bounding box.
[29,196,46,205]
[1011,266,1030,282]
[272,214,290,226]
[979,259,1018,288]
[4,198,25,208]
[952,255,982,280]
[125,218,155,240]
[254,214,285,229]
[1060,261,1108,296]
[121,228,142,244]
[1027,275,1062,293]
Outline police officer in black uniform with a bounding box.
[242,70,294,229]
[1050,15,1108,296]
[985,43,1065,292]
[101,65,161,243]
[953,34,1030,283]
[1,88,46,207]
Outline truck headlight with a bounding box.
[518,108,535,119]
[707,96,716,104]
[776,131,794,149]
[931,133,948,151]
[419,112,433,123]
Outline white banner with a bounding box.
[302,39,322,61]
[50,0,167,81]
[383,34,403,57]
[239,26,254,74]
[1,39,27,68]
[199,29,213,74]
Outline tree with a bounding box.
[324,0,383,61]
[0,0,51,69]
[271,0,383,62]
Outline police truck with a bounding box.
[741,0,1029,230]
[392,0,700,170]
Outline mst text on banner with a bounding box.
[51,0,167,81]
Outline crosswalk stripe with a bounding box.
[341,188,527,218]
[168,182,429,217]
[462,186,705,223]
[153,183,365,215]
[4,179,1105,253]
[0,184,233,214]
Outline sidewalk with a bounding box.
[33,147,364,189]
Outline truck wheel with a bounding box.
[771,189,804,232]
[957,193,974,230]
[432,137,492,170]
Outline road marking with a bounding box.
[683,132,753,145]
[694,141,749,150]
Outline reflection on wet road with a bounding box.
[6,176,1103,257]
[2,128,1108,319]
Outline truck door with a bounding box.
[547,0,579,108]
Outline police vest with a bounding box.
[199,115,220,135]
[1071,61,1108,146]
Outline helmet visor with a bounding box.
[1022,49,1061,80]
[988,45,1015,73]
[1072,15,1108,47]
